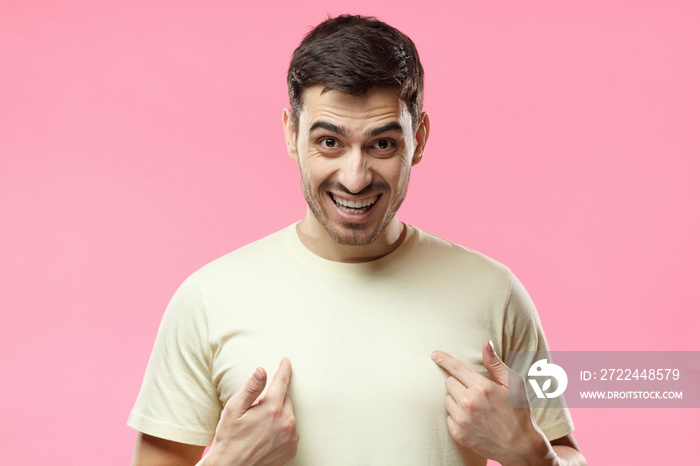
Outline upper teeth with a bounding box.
[332,194,378,208]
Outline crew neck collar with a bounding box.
[283,222,418,277]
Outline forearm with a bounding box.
[517,437,586,466]
[501,444,585,466]
[131,433,206,466]
[550,445,587,466]
[497,431,586,466]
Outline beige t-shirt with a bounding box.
[128,224,574,465]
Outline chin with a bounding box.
[325,218,390,247]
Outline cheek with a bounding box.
[304,157,338,181]
[381,160,411,186]
[300,163,329,192]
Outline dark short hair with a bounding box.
[287,15,424,130]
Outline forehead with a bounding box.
[298,85,410,131]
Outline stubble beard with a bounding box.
[300,171,410,247]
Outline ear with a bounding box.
[283,108,299,164]
[411,112,430,166]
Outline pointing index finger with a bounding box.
[267,357,292,405]
[431,350,480,387]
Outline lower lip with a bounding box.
[327,193,381,222]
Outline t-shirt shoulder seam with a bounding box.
[189,273,214,380]
[413,227,514,274]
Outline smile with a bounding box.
[330,193,380,215]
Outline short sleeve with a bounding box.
[127,275,221,446]
[502,271,575,442]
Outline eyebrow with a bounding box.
[308,120,404,138]
[308,121,348,138]
[365,122,403,137]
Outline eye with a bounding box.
[319,138,339,149]
[371,139,395,150]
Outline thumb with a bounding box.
[483,340,509,387]
[226,367,267,418]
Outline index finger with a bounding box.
[266,357,292,405]
[431,350,480,387]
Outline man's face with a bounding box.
[284,86,428,247]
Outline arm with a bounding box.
[550,433,587,466]
[131,433,205,466]
[522,433,586,466]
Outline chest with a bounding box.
[203,274,500,464]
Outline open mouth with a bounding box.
[330,193,380,215]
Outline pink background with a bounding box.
[2,1,698,464]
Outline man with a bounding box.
[129,15,586,466]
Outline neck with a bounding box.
[296,215,406,263]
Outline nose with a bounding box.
[337,146,372,194]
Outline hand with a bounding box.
[431,342,555,466]
[200,358,299,466]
